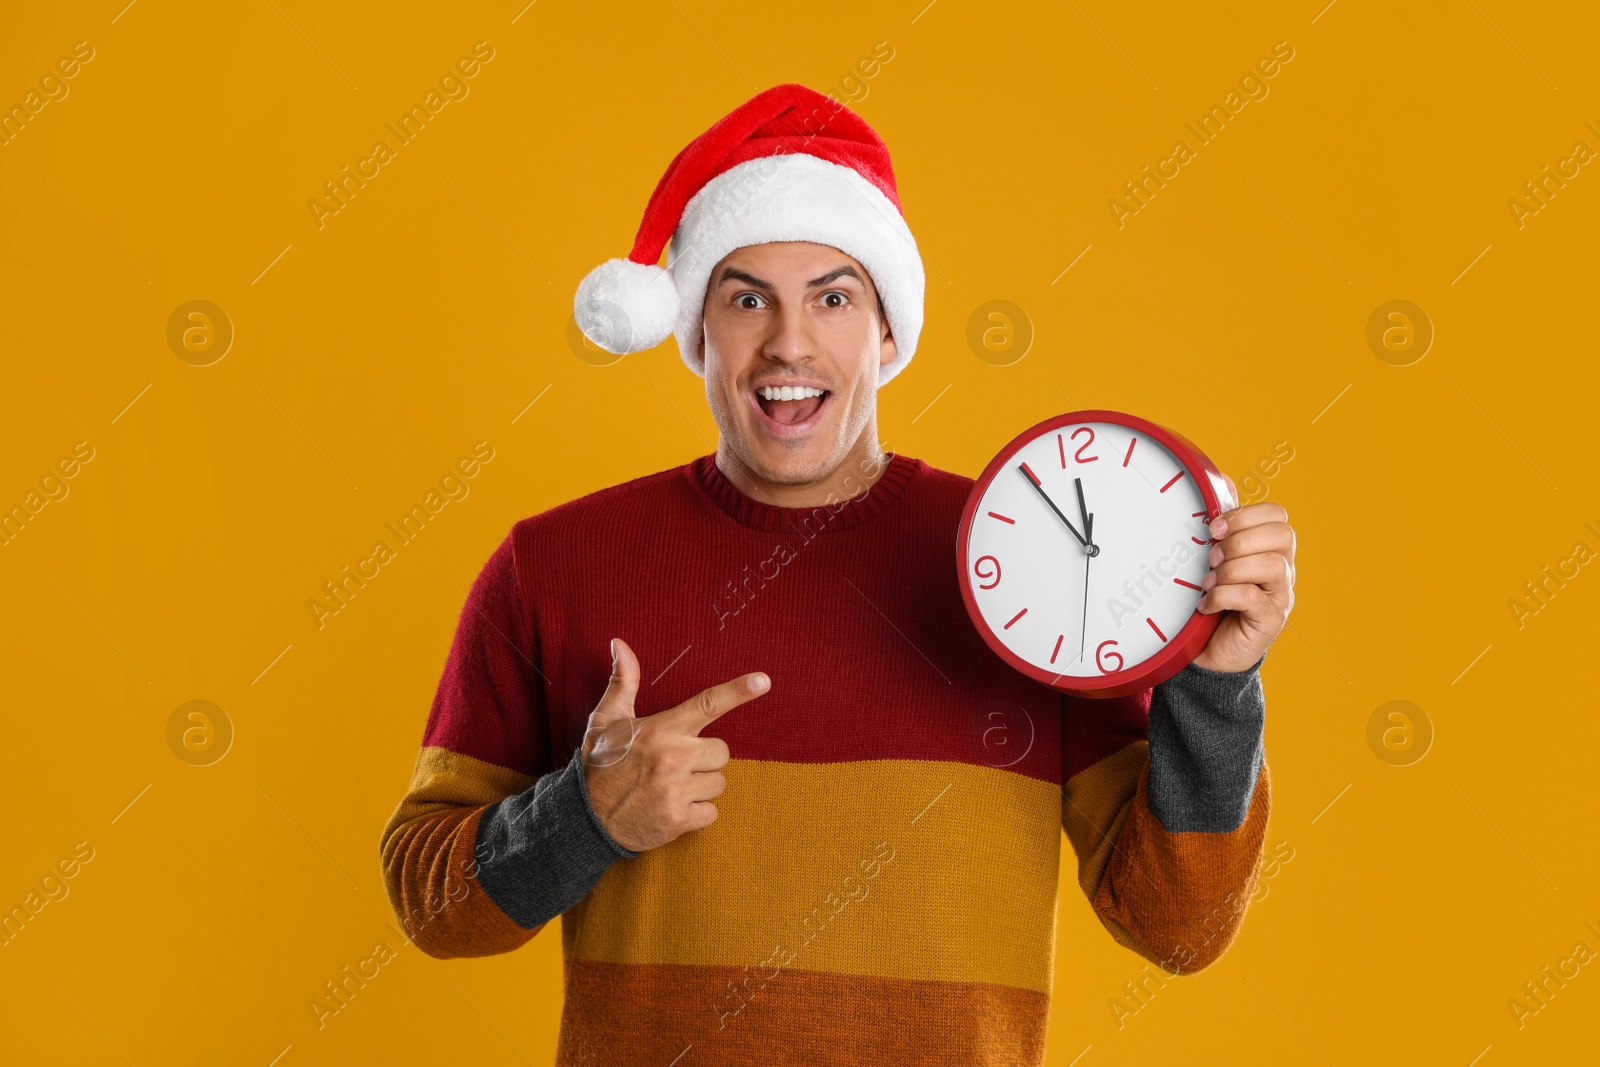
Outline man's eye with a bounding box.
[738,293,765,309]
[822,291,848,308]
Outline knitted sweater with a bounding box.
[379,451,1271,1066]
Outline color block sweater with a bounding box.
[379,451,1271,1066]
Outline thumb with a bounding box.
[598,637,640,720]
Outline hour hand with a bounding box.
[1074,477,1094,546]
[1017,463,1090,549]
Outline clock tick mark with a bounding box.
[986,511,1015,524]
[1003,607,1028,630]
[1173,578,1203,591]
[1146,617,1168,642]
[1050,633,1064,663]
[1159,471,1184,493]
[1123,438,1137,467]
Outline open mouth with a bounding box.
[752,384,831,434]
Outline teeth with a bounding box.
[758,386,826,401]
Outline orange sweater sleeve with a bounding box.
[1062,656,1271,973]
[378,531,635,959]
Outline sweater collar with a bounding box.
[689,451,921,533]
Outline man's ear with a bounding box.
[878,314,897,369]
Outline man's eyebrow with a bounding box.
[716,267,774,292]
[805,265,865,288]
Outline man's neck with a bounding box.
[715,428,890,509]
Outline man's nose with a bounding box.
[761,302,817,364]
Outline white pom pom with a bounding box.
[573,258,679,355]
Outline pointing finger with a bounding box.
[660,671,771,736]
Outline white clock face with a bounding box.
[963,420,1217,680]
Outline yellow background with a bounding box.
[2,0,1596,1063]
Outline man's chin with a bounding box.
[736,430,838,486]
[748,452,831,487]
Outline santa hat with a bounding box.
[573,83,925,387]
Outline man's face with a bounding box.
[701,241,896,487]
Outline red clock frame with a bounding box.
[956,409,1236,699]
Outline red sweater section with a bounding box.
[422,451,1146,783]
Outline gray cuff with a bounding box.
[1147,654,1267,833]
[474,745,638,929]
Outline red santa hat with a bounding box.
[573,83,925,387]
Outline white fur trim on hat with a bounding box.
[574,257,682,355]
[664,152,925,387]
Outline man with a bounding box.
[380,83,1296,1065]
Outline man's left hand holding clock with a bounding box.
[1192,473,1297,673]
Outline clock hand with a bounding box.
[1073,477,1097,553]
[1017,464,1093,552]
[1079,551,1092,664]
[1072,476,1096,664]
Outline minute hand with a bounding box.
[1074,476,1095,549]
[1017,464,1091,550]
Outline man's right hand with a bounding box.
[580,637,770,853]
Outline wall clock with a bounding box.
[956,410,1236,698]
